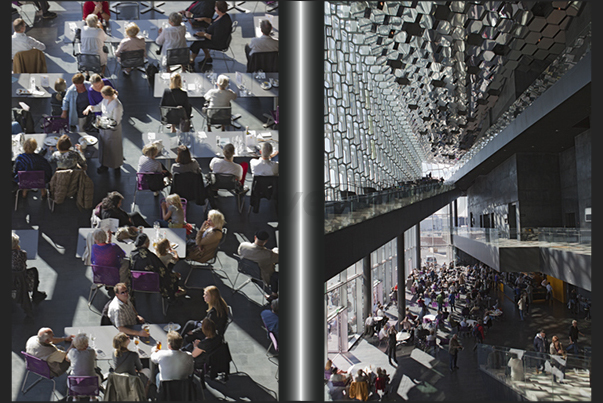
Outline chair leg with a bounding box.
[15,190,19,211]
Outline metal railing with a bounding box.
[476,344,591,401]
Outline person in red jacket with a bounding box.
[82,1,110,24]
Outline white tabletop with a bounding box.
[76,227,187,259]
[143,130,279,160]
[12,73,76,98]
[153,72,279,98]
[64,323,171,361]
[13,229,38,260]
[13,132,99,161]
[423,314,436,322]
[254,15,279,38]
[63,19,203,43]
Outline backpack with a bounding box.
[12,107,35,133]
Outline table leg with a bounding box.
[140,1,165,14]
[228,1,250,13]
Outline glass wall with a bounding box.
[420,205,454,267]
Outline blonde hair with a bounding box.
[112,332,130,357]
[12,233,20,250]
[73,333,89,350]
[167,330,183,349]
[23,138,38,154]
[204,285,228,318]
[170,73,183,90]
[216,74,229,90]
[125,22,140,37]
[54,78,67,102]
[207,209,225,229]
[100,85,117,97]
[166,194,183,209]
[86,13,99,28]
[142,143,159,158]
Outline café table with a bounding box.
[12,228,39,260]
[64,323,175,361]
[12,73,76,99]
[153,72,279,101]
[76,227,187,260]
[396,331,411,344]
[63,19,202,44]
[12,132,100,162]
[142,130,278,165]
[254,15,279,38]
[423,314,436,323]
[466,319,478,327]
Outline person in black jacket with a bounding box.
[179,1,215,29]
[191,318,222,368]
[189,1,232,66]
[181,285,229,345]
[533,331,548,374]
[160,73,193,132]
[98,191,150,228]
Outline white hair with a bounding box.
[37,327,53,343]
[93,228,108,244]
[73,333,89,350]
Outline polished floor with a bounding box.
[12,2,279,400]
[327,284,591,401]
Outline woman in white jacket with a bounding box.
[83,85,123,173]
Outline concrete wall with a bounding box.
[466,154,518,234]
[559,145,579,227]
[574,130,591,229]
[516,152,563,228]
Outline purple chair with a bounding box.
[88,265,120,309]
[15,171,50,211]
[42,116,69,134]
[67,375,99,399]
[131,270,167,315]
[133,172,166,208]
[20,351,59,400]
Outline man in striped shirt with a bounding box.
[108,283,148,338]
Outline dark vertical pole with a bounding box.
[415,223,422,269]
[280,1,324,401]
[453,198,459,228]
[397,232,406,328]
[363,255,372,319]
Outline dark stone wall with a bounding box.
[516,152,562,228]
[559,146,579,227]
[574,130,591,229]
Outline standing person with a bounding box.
[83,85,123,173]
[364,314,375,337]
[533,331,548,374]
[87,74,115,115]
[61,73,92,131]
[517,293,526,321]
[546,282,553,304]
[448,290,456,312]
[386,325,398,366]
[567,320,585,355]
[448,334,462,372]
[549,335,567,383]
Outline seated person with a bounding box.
[48,134,87,171]
[160,73,192,132]
[97,190,150,228]
[90,228,130,285]
[237,230,278,292]
[50,78,67,116]
[12,18,46,60]
[129,233,186,301]
[80,14,109,76]
[155,238,179,270]
[12,233,47,304]
[209,143,247,189]
[137,143,171,196]
[25,327,74,377]
[159,194,185,229]
[13,138,53,199]
[245,19,279,60]
[179,0,216,29]
[60,73,92,132]
[107,282,148,338]
[150,331,194,386]
[181,285,229,345]
[260,298,279,341]
[171,145,201,175]
[83,1,110,24]
[112,332,152,386]
[191,319,222,369]
[114,22,147,76]
[67,333,103,387]
[187,209,224,263]
[203,74,236,109]
[155,12,187,62]
[250,142,278,176]
[189,1,232,66]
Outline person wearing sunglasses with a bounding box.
[107,283,147,338]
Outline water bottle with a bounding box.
[30,77,36,92]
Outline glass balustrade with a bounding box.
[476,344,591,400]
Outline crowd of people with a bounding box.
[13,2,279,399]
